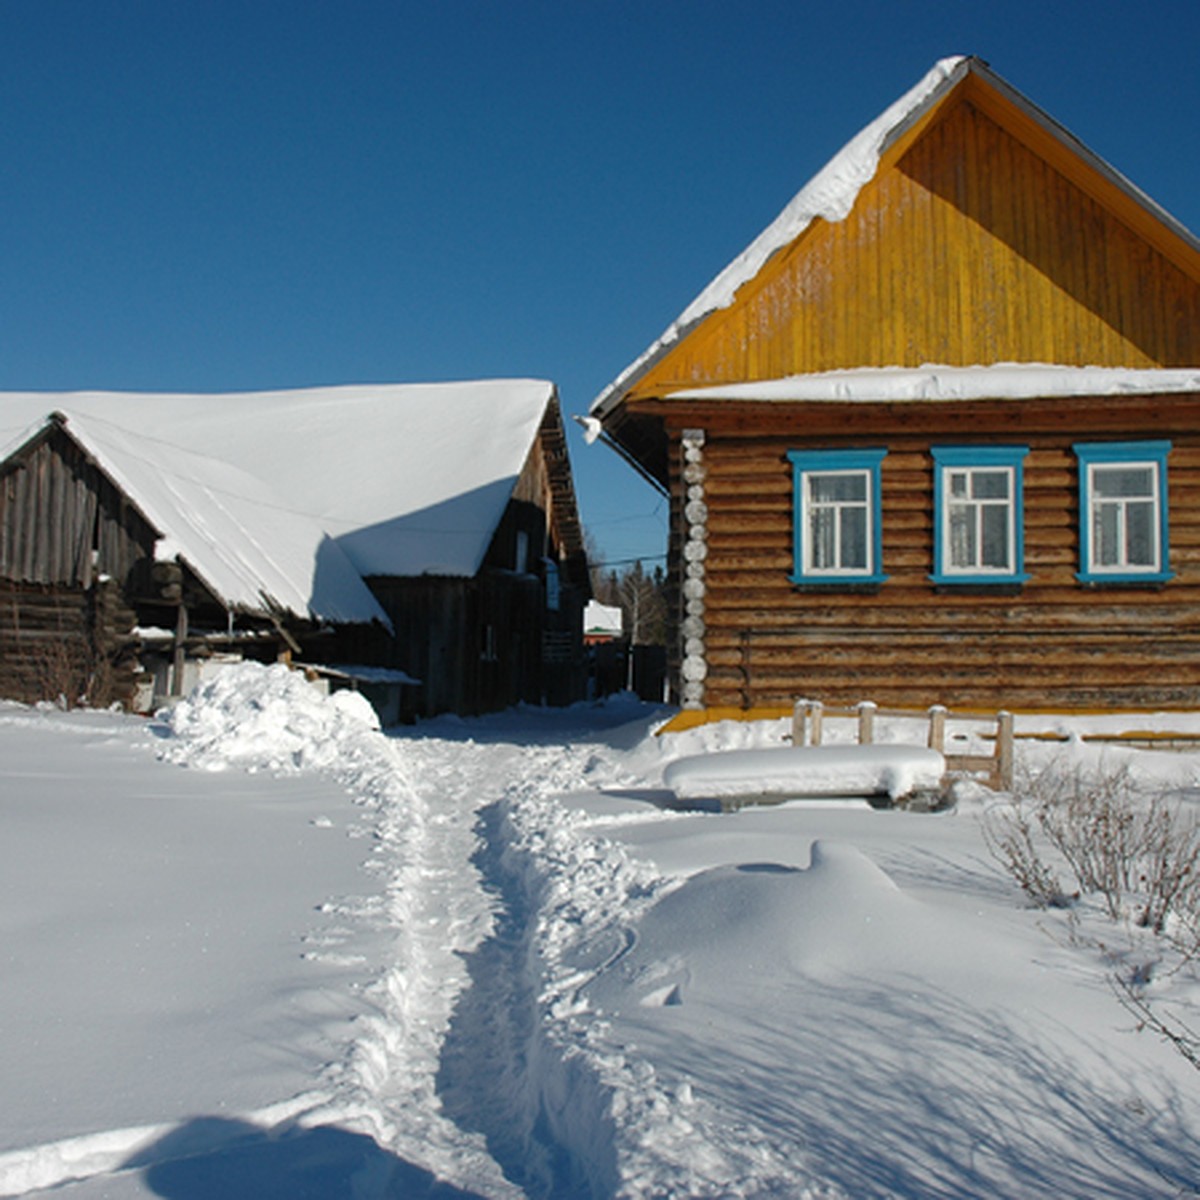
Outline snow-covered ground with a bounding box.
[2,664,1199,1198]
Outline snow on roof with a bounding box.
[0,380,556,623]
[591,56,969,418]
[584,600,623,636]
[665,363,1200,403]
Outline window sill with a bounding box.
[789,573,887,594]
[928,572,1030,591]
[1075,570,1174,588]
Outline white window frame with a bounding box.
[788,450,886,585]
[930,446,1029,585]
[1074,441,1172,584]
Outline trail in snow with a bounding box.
[399,721,823,1200]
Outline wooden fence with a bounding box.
[791,700,1015,792]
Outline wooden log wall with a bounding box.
[0,578,139,706]
[665,394,1200,711]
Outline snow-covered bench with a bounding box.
[663,744,946,810]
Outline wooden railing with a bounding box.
[790,700,1015,792]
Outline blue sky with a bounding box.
[3,1,1199,568]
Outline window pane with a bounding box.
[948,471,969,499]
[1094,466,1153,499]
[840,507,867,569]
[948,506,975,568]
[809,507,837,569]
[980,505,1010,568]
[809,472,866,503]
[1094,504,1121,567]
[971,470,1010,500]
[1125,501,1155,566]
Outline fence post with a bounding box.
[792,699,808,747]
[810,701,824,746]
[857,700,876,745]
[996,711,1015,791]
[928,705,946,753]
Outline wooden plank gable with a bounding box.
[627,67,1200,401]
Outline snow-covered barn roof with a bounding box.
[0,380,559,624]
[590,56,1200,421]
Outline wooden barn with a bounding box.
[589,55,1200,716]
[0,381,589,718]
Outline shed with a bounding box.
[589,56,1200,714]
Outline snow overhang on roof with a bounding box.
[665,364,1200,404]
[589,56,1200,423]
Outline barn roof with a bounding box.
[0,380,562,624]
[590,56,1200,423]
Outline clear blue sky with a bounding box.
[3,1,1199,568]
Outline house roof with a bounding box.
[590,56,1200,422]
[0,380,561,624]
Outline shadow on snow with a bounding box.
[121,1118,486,1200]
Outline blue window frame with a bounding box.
[1074,441,1173,584]
[788,449,886,585]
[930,445,1030,585]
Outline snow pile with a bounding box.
[663,744,945,802]
[161,662,380,773]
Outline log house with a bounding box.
[590,56,1200,716]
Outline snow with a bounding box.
[663,743,945,802]
[2,668,1200,1197]
[0,380,555,622]
[665,362,1200,403]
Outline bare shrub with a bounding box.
[29,634,121,710]
[985,761,1200,1071]
[1111,972,1200,1072]
[985,764,1200,933]
[30,635,92,709]
[981,796,1067,908]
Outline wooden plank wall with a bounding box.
[633,95,1200,398]
[0,429,156,592]
[348,568,583,718]
[668,395,1200,710]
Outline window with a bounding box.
[1074,441,1172,583]
[788,449,886,584]
[930,446,1029,585]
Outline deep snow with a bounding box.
[2,664,1199,1198]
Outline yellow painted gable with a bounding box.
[628,77,1200,401]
